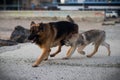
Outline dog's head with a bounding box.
[28,21,46,43]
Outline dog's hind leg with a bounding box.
[50,44,62,57]
[63,45,77,59]
[86,42,100,58]
[101,42,111,56]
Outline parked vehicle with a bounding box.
[105,11,118,18]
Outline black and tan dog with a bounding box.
[28,21,78,67]
[64,29,111,58]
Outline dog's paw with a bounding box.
[62,57,69,60]
[79,51,85,55]
[86,55,92,58]
[32,64,38,67]
[32,63,39,67]
[50,54,55,57]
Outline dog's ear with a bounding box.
[30,21,35,26]
[39,23,45,32]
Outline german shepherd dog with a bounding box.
[28,21,78,67]
[64,29,111,58]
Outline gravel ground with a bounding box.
[0,19,120,80]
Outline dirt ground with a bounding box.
[0,18,120,80]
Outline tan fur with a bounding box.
[31,24,64,67]
[28,21,78,67]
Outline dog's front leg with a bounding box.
[77,44,87,55]
[50,43,62,57]
[32,48,50,67]
[44,49,51,61]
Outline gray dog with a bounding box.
[63,29,111,59]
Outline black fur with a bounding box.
[28,21,78,46]
[49,21,78,40]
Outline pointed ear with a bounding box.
[30,21,35,26]
[39,23,45,32]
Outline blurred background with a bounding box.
[0,0,120,18]
[0,0,119,11]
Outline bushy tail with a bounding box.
[66,15,78,33]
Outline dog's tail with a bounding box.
[66,15,78,34]
[66,15,75,23]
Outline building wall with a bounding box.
[0,0,120,10]
[85,0,120,2]
[58,0,120,10]
[58,6,83,10]
[58,4,120,10]
[0,0,54,10]
[78,0,84,3]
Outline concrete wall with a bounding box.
[0,11,104,21]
